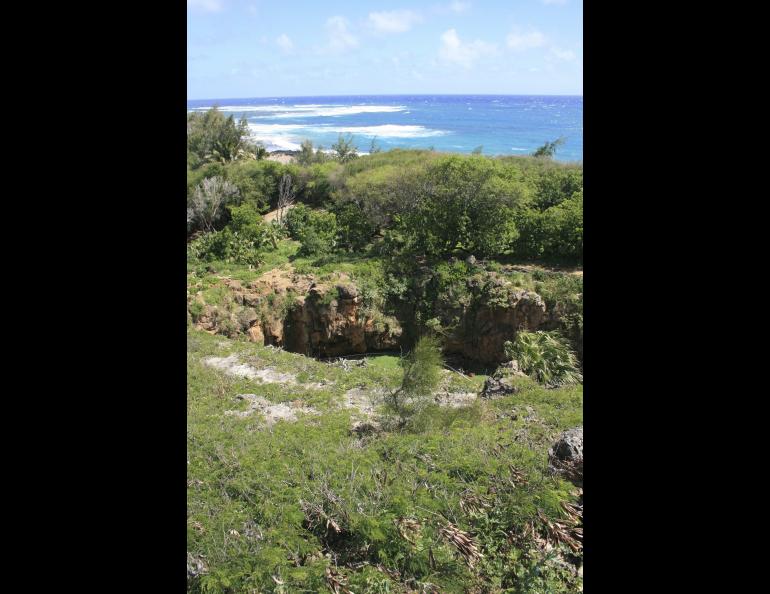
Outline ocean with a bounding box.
[187,95,583,162]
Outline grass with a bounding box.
[187,328,583,593]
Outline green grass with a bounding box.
[188,328,583,593]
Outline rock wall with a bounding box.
[444,289,546,365]
[190,267,548,365]
[190,269,401,357]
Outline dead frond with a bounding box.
[537,509,582,554]
[459,490,493,515]
[508,465,528,486]
[439,522,484,569]
[299,499,343,534]
[325,566,352,594]
[395,517,423,545]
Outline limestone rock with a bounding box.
[548,427,583,486]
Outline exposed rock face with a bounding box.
[548,427,583,486]
[190,267,548,365]
[190,268,402,357]
[283,284,401,357]
[444,288,546,366]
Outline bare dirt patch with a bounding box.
[225,394,317,425]
[433,391,478,408]
[262,203,296,223]
[202,354,327,389]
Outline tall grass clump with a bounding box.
[504,331,582,387]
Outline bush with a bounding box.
[331,133,358,163]
[513,191,582,264]
[187,228,264,267]
[384,335,443,428]
[224,159,297,213]
[285,204,338,256]
[188,176,240,234]
[333,201,377,251]
[187,108,255,168]
[504,331,582,387]
[392,155,522,259]
[297,228,332,257]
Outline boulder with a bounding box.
[548,427,583,486]
[481,375,520,399]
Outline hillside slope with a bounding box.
[187,328,583,593]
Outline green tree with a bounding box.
[332,133,359,163]
[385,336,443,429]
[187,107,257,168]
[532,137,566,159]
[298,139,316,166]
[393,155,523,258]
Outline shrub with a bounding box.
[512,191,582,264]
[188,176,240,234]
[532,137,566,159]
[297,228,332,257]
[227,202,265,241]
[392,155,522,259]
[334,201,377,251]
[384,335,443,428]
[187,229,264,267]
[331,133,358,163]
[286,204,338,256]
[187,108,254,167]
[504,331,582,387]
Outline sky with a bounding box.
[188,0,582,100]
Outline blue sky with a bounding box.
[188,1,582,99]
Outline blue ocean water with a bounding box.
[187,95,583,162]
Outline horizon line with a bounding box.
[187,92,583,102]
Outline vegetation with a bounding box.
[186,108,584,593]
[187,107,261,168]
[384,335,443,429]
[504,331,582,387]
[188,329,583,593]
[533,137,566,159]
[331,133,359,163]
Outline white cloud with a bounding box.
[325,16,358,51]
[550,47,576,61]
[449,1,471,12]
[276,33,294,52]
[439,29,497,69]
[368,10,422,34]
[506,28,547,51]
[188,0,222,12]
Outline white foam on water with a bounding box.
[191,104,407,118]
[244,122,447,151]
[307,124,447,138]
[245,123,306,151]
[189,105,287,113]
[264,105,406,118]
